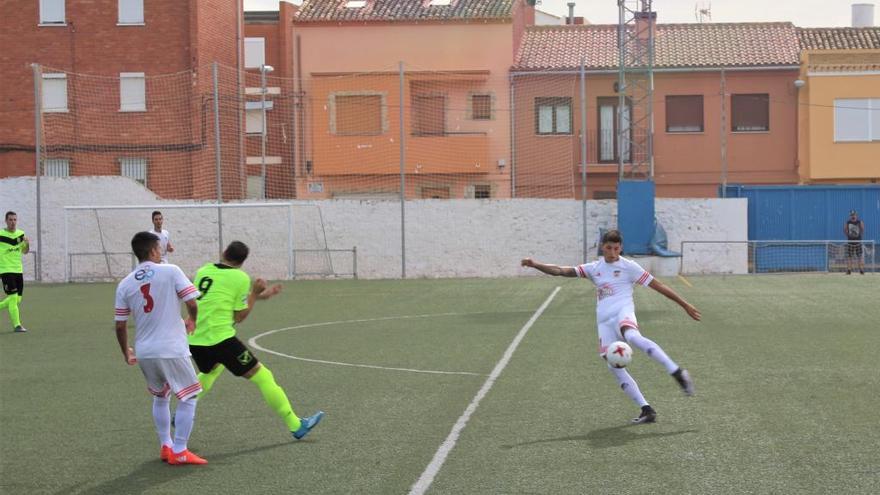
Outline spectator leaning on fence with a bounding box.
[844,210,865,275]
[0,211,29,333]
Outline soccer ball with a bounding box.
[605,341,633,368]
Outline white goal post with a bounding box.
[680,240,877,275]
[63,203,294,282]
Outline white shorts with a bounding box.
[138,357,202,400]
[596,305,640,357]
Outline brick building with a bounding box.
[0,0,244,199]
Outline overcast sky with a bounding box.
[244,0,867,27]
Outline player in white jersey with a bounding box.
[114,231,206,465]
[151,210,174,263]
[522,229,701,424]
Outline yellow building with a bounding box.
[797,27,880,183]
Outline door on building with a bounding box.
[597,97,631,163]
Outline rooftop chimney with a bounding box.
[567,2,575,25]
[852,3,875,27]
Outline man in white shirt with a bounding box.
[151,211,174,263]
[521,229,701,424]
[114,231,206,465]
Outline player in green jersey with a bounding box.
[1,212,29,333]
[188,241,324,440]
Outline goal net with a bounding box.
[681,240,877,275]
[63,203,293,282]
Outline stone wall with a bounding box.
[1,177,747,281]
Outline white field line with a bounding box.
[248,311,526,376]
[408,287,561,495]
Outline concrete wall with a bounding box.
[1,177,747,282]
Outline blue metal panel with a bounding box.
[722,184,880,271]
[618,181,655,255]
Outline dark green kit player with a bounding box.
[1,211,29,333]
[188,241,324,439]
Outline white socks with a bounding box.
[172,398,198,454]
[152,397,173,448]
[608,366,649,407]
[624,330,679,374]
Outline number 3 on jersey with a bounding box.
[139,283,154,313]
[197,276,213,300]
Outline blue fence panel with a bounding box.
[723,185,880,272]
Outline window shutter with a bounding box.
[244,38,265,68]
[118,0,144,24]
[834,99,871,141]
[120,73,146,112]
[42,74,68,112]
[40,0,65,23]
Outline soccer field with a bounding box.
[1,274,878,494]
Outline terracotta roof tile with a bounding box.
[797,27,880,50]
[514,22,800,71]
[296,0,514,22]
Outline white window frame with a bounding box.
[118,0,144,25]
[119,72,146,112]
[43,158,70,177]
[119,157,148,186]
[39,0,65,25]
[834,98,880,142]
[41,73,68,113]
[245,101,273,135]
[244,38,265,69]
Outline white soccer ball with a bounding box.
[605,341,633,368]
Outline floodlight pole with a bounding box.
[399,61,407,279]
[260,64,274,200]
[212,62,224,254]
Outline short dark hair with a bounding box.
[602,229,623,244]
[5,211,16,220]
[131,231,160,262]
[152,210,162,219]
[223,241,250,265]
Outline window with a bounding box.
[43,158,70,177]
[119,73,146,112]
[42,73,68,113]
[245,101,273,134]
[119,157,147,186]
[535,97,571,135]
[834,98,880,142]
[247,175,265,199]
[412,94,446,136]
[244,38,265,69]
[471,94,492,120]
[731,94,769,132]
[666,95,703,132]
[118,0,144,24]
[40,0,64,24]
[597,97,630,162]
[334,95,383,135]
[593,190,617,200]
[474,184,491,199]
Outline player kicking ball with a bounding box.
[188,241,325,440]
[521,229,701,424]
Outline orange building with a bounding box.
[512,21,802,198]
[796,27,880,184]
[285,0,536,199]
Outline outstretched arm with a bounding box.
[521,258,578,277]
[648,278,701,321]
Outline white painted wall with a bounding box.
[2,177,747,282]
